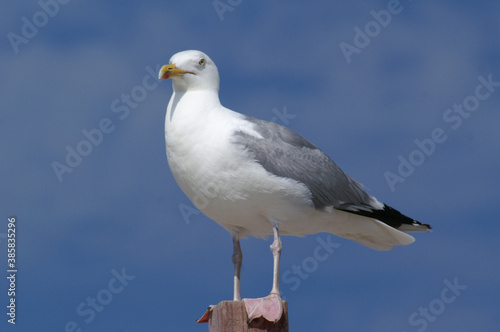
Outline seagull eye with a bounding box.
[199,58,205,66]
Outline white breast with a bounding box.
[164,90,315,237]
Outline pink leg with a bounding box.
[270,226,282,295]
[232,236,243,301]
[198,236,243,323]
[243,225,283,323]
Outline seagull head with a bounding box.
[159,50,220,92]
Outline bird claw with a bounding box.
[243,293,283,323]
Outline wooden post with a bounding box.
[206,301,288,332]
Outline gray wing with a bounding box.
[232,116,375,211]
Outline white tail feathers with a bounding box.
[328,211,417,251]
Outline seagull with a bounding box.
[158,50,431,323]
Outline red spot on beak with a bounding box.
[162,72,171,80]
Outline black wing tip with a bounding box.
[337,203,431,230]
[417,221,432,230]
[379,203,432,229]
[381,204,432,230]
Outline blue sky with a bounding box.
[1,0,499,331]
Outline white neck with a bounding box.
[165,89,222,129]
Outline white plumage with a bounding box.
[158,50,430,321]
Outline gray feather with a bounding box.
[232,116,374,210]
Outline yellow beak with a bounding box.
[158,64,194,80]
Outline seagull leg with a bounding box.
[243,225,283,323]
[197,236,243,323]
[270,225,282,295]
[232,236,243,301]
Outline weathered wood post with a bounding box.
[198,301,289,332]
